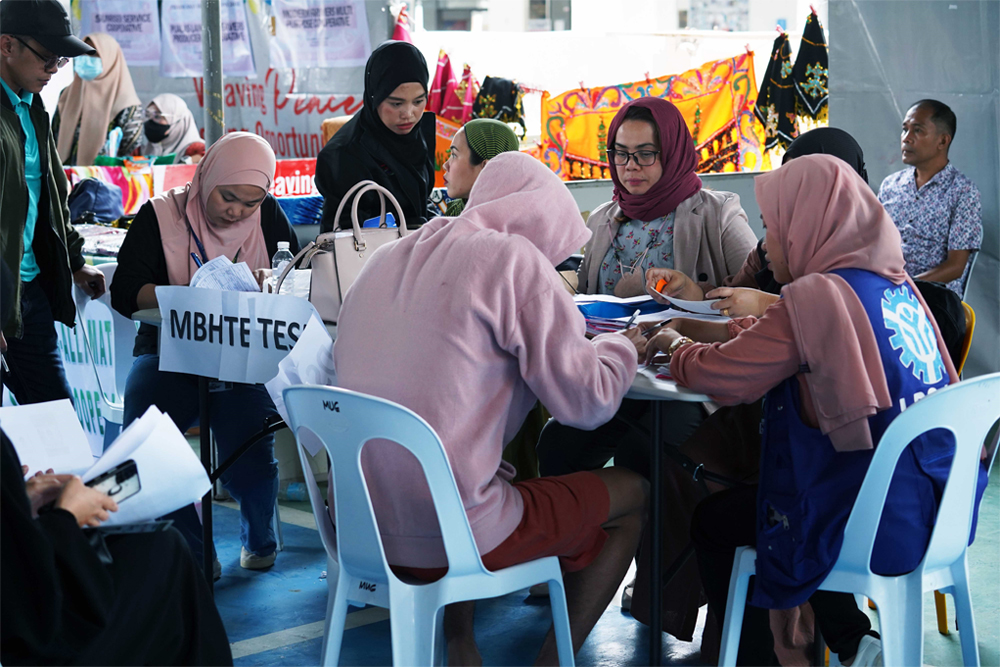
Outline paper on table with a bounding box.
[0,400,97,475]
[653,290,726,316]
[265,314,336,456]
[573,293,653,305]
[82,406,211,526]
[189,255,261,292]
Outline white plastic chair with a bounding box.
[718,373,1000,667]
[283,385,575,666]
[72,262,137,431]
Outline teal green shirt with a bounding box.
[2,79,42,283]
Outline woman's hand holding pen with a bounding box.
[618,325,648,364]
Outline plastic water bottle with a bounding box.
[272,241,294,294]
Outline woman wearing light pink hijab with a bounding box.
[110,132,299,575]
[646,154,988,666]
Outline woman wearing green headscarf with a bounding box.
[442,118,519,216]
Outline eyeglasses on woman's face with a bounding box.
[13,36,70,70]
[607,149,660,167]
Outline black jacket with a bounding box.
[315,112,437,233]
[110,195,298,357]
[1,89,85,338]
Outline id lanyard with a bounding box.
[608,215,670,277]
[187,222,241,269]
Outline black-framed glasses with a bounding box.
[13,36,70,70]
[607,149,660,167]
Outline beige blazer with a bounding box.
[577,189,757,296]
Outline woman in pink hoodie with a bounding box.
[334,151,648,664]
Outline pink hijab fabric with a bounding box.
[152,132,276,286]
[606,97,702,221]
[755,154,957,452]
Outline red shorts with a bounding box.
[393,471,610,582]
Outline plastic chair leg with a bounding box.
[547,576,576,666]
[873,588,924,667]
[321,580,350,667]
[934,590,950,635]
[388,590,437,667]
[949,562,981,667]
[719,547,755,667]
[273,498,284,552]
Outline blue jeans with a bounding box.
[1,279,73,405]
[123,354,279,562]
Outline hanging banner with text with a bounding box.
[155,287,318,385]
[184,68,362,158]
[270,0,371,70]
[75,0,161,67]
[160,0,256,79]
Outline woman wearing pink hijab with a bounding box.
[648,154,988,666]
[111,132,299,576]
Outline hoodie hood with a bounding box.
[462,152,591,266]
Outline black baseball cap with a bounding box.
[1,0,97,57]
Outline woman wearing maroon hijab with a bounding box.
[576,97,756,297]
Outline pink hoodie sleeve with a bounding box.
[500,281,638,431]
[671,299,801,405]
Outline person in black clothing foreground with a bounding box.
[0,259,232,666]
[316,40,438,232]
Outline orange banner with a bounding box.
[539,53,767,180]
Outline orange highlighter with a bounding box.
[654,278,668,294]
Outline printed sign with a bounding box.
[270,0,372,70]
[160,0,256,79]
[156,287,318,385]
[76,0,161,67]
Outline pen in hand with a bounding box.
[641,318,674,338]
[624,308,641,329]
[190,252,203,268]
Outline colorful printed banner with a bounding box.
[64,166,153,215]
[160,0,256,78]
[75,0,161,67]
[539,53,767,180]
[269,0,371,70]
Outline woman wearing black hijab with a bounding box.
[316,41,437,232]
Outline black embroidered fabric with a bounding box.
[754,33,798,150]
[792,13,829,119]
[472,76,527,138]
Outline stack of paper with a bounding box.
[190,255,261,292]
[1,401,211,526]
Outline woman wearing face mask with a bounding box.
[576,97,756,298]
[110,133,299,576]
[142,93,206,164]
[53,33,141,165]
[316,40,437,233]
[443,118,519,216]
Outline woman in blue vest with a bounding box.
[643,154,988,665]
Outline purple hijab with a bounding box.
[607,97,702,221]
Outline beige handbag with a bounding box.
[275,181,408,324]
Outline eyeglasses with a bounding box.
[608,150,660,167]
[13,36,70,70]
[607,149,661,167]
[143,108,174,124]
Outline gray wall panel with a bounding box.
[830,0,999,377]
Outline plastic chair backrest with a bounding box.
[294,430,339,563]
[72,262,138,403]
[957,302,975,375]
[961,250,978,300]
[283,385,490,584]
[837,373,1000,576]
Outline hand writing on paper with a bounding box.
[645,268,704,302]
[704,287,779,319]
[56,477,119,528]
[619,326,648,363]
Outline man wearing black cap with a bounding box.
[1,0,108,406]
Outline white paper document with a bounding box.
[573,294,654,305]
[82,406,211,526]
[0,399,96,475]
[190,255,261,292]
[653,290,727,316]
[265,315,336,456]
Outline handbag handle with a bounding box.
[274,241,325,293]
[331,180,409,250]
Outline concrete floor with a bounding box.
[208,466,1000,666]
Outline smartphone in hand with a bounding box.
[86,460,141,503]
